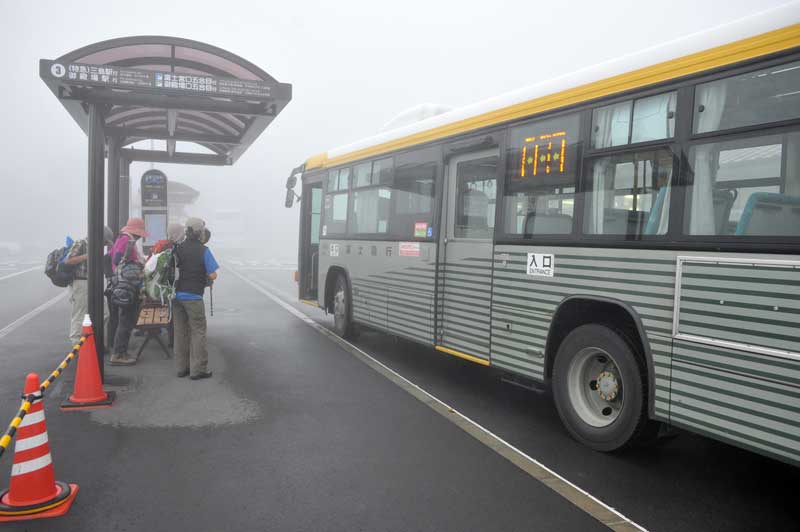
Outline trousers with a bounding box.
[68,279,88,345]
[111,299,140,356]
[173,299,209,376]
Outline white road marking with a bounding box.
[0,292,68,341]
[226,265,648,532]
[0,266,40,282]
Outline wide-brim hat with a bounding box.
[121,217,150,238]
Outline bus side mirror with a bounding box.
[285,188,296,208]
[286,174,297,190]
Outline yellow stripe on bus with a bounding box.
[306,24,800,170]
[435,346,490,366]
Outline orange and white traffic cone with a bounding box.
[61,315,115,410]
[0,373,79,522]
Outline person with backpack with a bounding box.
[173,217,218,380]
[61,227,114,345]
[107,218,149,366]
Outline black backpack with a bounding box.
[45,247,75,288]
[109,241,144,307]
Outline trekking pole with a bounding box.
[210,284,214,317]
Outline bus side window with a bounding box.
[454,156,497,239]
[583,150,673,237]
[501,112,581,237]
[685,132,800,237]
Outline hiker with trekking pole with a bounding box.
[172,217,218,380]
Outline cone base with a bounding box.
[0,481,79,522]
[61,390,116,411]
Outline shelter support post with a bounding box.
[119,157,130,228]
[87,103,106,380]
[107,136,121,235]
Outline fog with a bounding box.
[0,0,787,262]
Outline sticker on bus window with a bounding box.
[399,242,421,257]
[426,226,433,238]
[526,253,554,277]
[322,225,327,236]
[414,222,428,238]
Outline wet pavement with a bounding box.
[237,262,800,532]
[0,261,797,531]
[0,264,607,532]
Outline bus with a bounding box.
[286,5,800,465]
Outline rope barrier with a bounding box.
[0,335,87,460]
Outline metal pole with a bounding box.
[87,104,106,380]
[107,136,120,235]
[119,157,130,227]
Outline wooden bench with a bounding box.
[134,303,172,359]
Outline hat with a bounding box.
[103,226,114,244]
[167,223,185,243]
[185,217,205,233]
[121,217,149,238]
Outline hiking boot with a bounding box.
[109,354,136,366]
[190,371,213,381]
[176,370,189,378]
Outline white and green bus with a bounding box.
[286,6,800,464]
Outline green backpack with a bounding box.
[144,249,176,303]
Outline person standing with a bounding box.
[64,227,114,346]
[108,218,148,366]
[173,217,218,380]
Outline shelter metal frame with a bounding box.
[40,36,292,378]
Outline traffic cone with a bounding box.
[0,373,79,522]
[61,315,115,410]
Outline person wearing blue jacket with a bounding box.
[173,217,219,380]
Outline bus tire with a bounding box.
[552,324,654,452]
[332,274,358,340]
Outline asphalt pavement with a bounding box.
[0,262,609,532]
[238,262,800,532]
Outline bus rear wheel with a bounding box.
[332,274,358,340]
[552,324,654,451]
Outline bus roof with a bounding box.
[305,2,800,171]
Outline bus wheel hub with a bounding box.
[596,371,619,401]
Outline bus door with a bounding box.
[298,180,322,301]
[438,148,499,364]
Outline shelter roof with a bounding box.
[40,36,291,165]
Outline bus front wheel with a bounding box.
[332,274,358,340]
[552,324,654,451]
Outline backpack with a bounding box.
[109,241,144,307]
[144,248,177,303]
[45,246,75,287]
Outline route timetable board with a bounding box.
[43,59,273,98]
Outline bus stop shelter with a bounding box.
[39,37,291,377]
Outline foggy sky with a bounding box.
[0,0,790,259]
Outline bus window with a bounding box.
[685,132,800,237]
[503,113,581,236]
[310,188,322,244]
[454,156,497,238]
[351,187,391,234]
[693,61,800,134]
[592,91,676,148]
[583,150,673,237]
[323,167,350,236]
[391,162,436,238]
